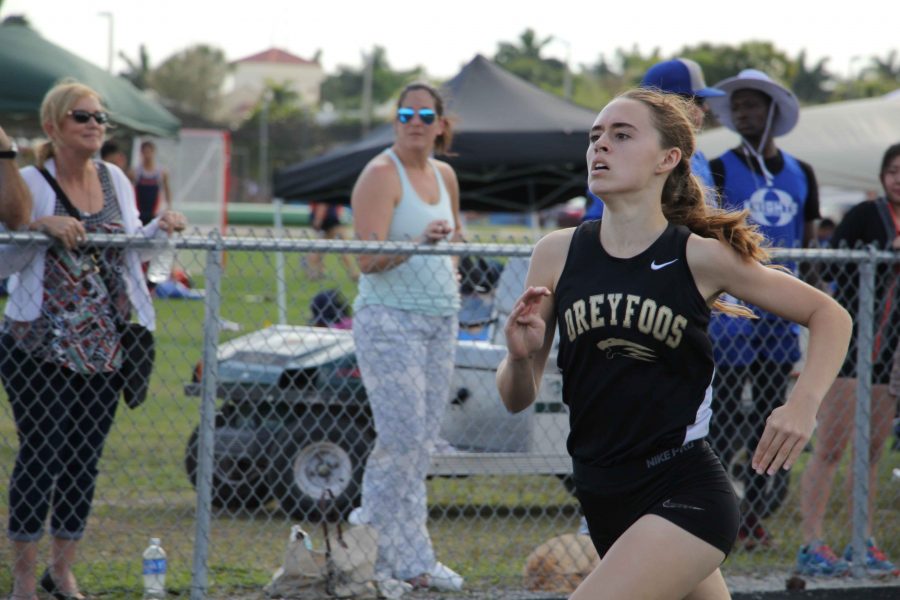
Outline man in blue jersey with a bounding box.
[582,58,723,221]
[705,69,821,550]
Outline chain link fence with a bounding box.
[0,231,897,598]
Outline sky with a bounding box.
[4,0,895,83]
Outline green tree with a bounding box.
[232,82,327,187]
[572,46,663,110]
[118,44,152,90]
[320,46,423,110]
[493,29,567,92]
[867,49,900,80]
[788,50,833,104]
[833,51,900,99]
[0,14,30,26]
[148,44,229,118]
[679,41,792,87]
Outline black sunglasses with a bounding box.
[397,107,437,125]
[67,109,110,125]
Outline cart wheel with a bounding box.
[270,411,374,521]
[184,422,273,510]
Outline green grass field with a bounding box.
[0,238,897,598]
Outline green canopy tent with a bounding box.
[0,19,180,137]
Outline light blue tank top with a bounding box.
[354,149,460,316]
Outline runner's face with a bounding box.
[586,98,671,198]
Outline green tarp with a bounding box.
[0,20,180,137]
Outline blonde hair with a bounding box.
[619,88,771,318]
[37,80,103,168]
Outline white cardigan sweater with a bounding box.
[0,159,167,331]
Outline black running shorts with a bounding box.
[573,440,740,558]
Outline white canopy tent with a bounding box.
[697,93,900,194]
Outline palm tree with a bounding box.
[866,50,900,80]
[495,29,553,64]
[119,44,152,90]
[494,29,566,91]
[790,50,833,104]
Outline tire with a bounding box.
[184,420,274,510]
[269,411,375,521]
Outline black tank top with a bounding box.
[555,220,714,467]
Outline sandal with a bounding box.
[38,570,87,600]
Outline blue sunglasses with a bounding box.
[397,107,437,125]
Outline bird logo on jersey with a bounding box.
[596,338,656,362]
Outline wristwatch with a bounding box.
[0,141,17,159]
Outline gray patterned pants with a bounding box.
[352,305,458,580]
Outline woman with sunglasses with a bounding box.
[348,82,464,591]
[0,81,186,600]
[497,89,851,599]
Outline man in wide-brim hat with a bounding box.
[705,69,822,552]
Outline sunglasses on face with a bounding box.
[397,107,437,125]
[67,109,110,125]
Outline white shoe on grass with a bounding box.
[430,561,464,591]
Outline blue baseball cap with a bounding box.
[640,58,726,98]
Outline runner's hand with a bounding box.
[752,401,816,475]
[505,286,551,360]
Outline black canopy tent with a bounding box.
[273,55,598,212]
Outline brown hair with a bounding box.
[36,80,103,168]
[619,88,770,318]
[397,82,454,155]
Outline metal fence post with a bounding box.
[850,248,875,578]
[274,197,288,325]
[191,231,225,600]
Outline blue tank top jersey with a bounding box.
[691,150,715,196]
[717,150,808,249]
[555,220,715,467]
[710,149,811,365]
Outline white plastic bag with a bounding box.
[265,523,392,599]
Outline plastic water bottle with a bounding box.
[142,537,167,599]
[147,238,176,284]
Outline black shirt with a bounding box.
[555,220,714,467]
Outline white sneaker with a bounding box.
[429,561,464,591]
[347,507,366,525]
[433,437,460,454]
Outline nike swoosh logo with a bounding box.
[650,259,679,270]
[662,499,704,511]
